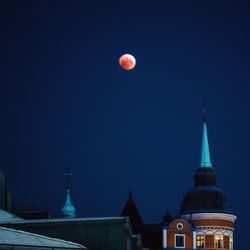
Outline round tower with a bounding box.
[179,116,236,249]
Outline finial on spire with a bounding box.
[203,93,207,122]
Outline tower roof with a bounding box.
[179,167,231,214]
[200,121,212,168]
[121,191,144,226]
[61,189,76,218]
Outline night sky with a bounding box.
[0,1,249,249]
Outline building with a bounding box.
[0,193,143,250]
[0,170,143,250]
[0,210,87,250]
[163,116,236,249]
[0,170,12,212]
[0,112,236,250]
[121,191,168,249]
[121,114,236,249]
[0,226,87,250]
[0,215,143,250]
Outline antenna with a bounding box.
[203,93,207,122]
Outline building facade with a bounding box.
[121,115,236,250]
[0,216,143,250]
[162,118,236,249]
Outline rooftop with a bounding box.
[0,226,87,249]
[0,215,130,226]
[0,210,23,223]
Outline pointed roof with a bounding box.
[200,118,212,168]
[162,210,172,226]
[61,189,76,218]
[121,191,144,226]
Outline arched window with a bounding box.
[196,232,205,248]
[215,234,223,248]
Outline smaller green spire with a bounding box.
[61,189,76,218]
[200,121,212,168]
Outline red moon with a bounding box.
[119,54,136,70]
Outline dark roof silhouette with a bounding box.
[121,191,165,249]
[162,210,173,226]
[121,191,144,227]
[180,167,231,214]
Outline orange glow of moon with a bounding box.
[119,54,136,70]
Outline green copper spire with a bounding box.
[61,189,76,218]
[200,119,212,168]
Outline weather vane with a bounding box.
[64,169,72,191]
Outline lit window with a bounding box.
[196,235,205,248]
[215,235,223,248]
[175,234,185,248]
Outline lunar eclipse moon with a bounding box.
[119,54,136,70]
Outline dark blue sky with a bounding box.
[0,1,249,249]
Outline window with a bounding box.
[175,234,185,248]
[196,235,205,248]
[177,223,183,230]
[215,235,223,248]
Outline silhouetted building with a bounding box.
[121,191,167,250]
[0,170,12,212]
[15,210,51,220]
[0,215,143,250]
[0,170,5,210]
[0,210,87,249]
[0,226,87,250]
[121,191,144,228]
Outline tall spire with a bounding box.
[200,99,212,168]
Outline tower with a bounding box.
[162,112,236,250]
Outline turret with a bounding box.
[179,109,236,250]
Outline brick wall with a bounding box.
[167,219,193,249]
